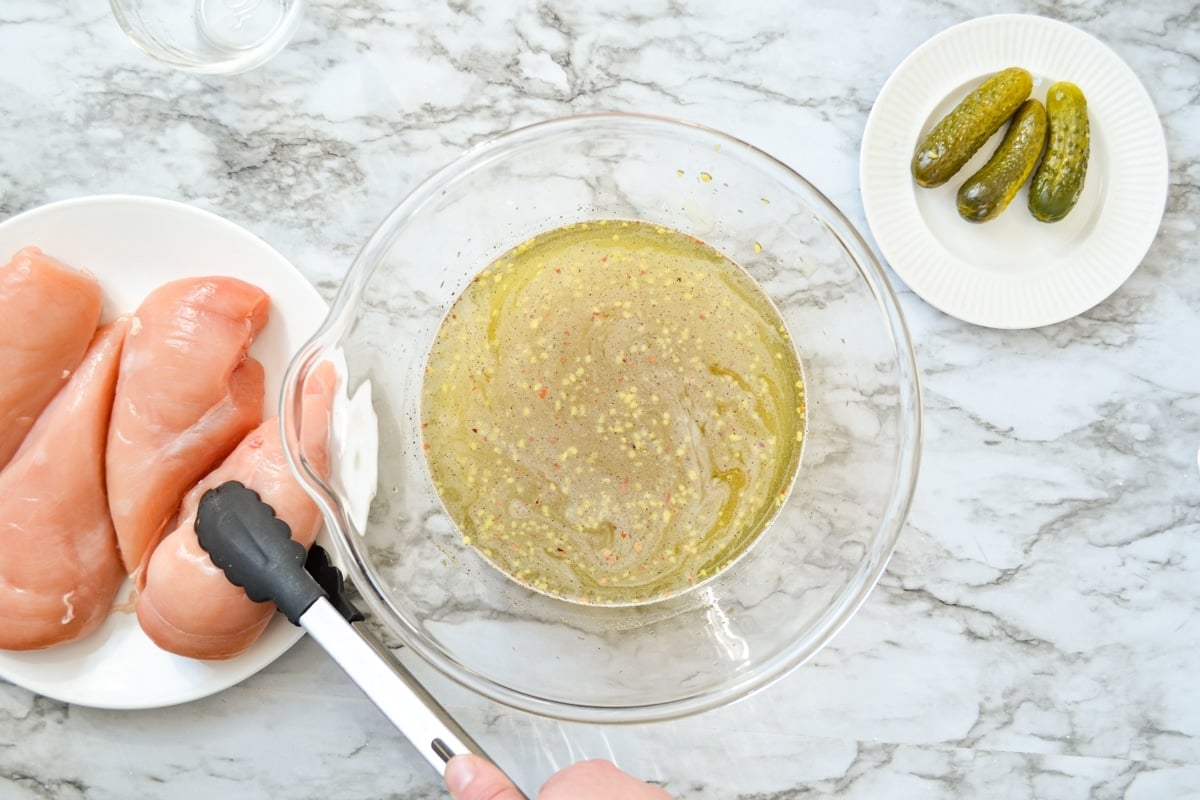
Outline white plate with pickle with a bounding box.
[860,14,1168,329]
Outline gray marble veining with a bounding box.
[1,0,1198,797]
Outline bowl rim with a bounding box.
[282,110,924,723]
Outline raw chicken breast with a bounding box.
[0,246,104,469]
[107,277,269,578]
[136,361,337,660]
[0,320,128,651]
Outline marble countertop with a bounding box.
[2,1,1198,797]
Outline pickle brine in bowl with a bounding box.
[281,113,922,723]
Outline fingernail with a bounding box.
[445,755,477,799]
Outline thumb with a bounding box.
[445,754,525,800]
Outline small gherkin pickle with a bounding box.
[957,99,1048,223]
[911,67,1033,188]
[1029,81,1090,222]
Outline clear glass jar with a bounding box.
[109,0,304,75]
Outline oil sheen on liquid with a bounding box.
[420,220,805,605]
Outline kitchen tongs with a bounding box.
[195,480,527,798]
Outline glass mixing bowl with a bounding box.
[281,113,922,723]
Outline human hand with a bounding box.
[445,754,673,800]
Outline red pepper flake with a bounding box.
[538,387,549,399]
[647,356,656,364]
[549,436,558,444]
[422,443,430,450]
[554,267,562,274]
[600,256,608,263]
[420,422,428,429]
[553,463,560,470]
[470,385,477,392]
[665,492,672,505]
[699,313,708,320]
[620,531,629,539]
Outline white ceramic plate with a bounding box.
[860,14,1168,329]
[0,195,327,709]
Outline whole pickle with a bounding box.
[911,67,1034,188]
[1029,81,1090,222]
[957,99,1048,223]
